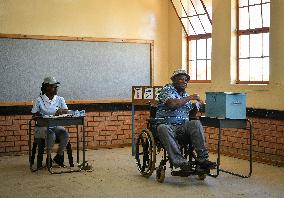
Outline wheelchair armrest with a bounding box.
[148,118,164,125]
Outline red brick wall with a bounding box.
[0,111,283,166]
[0,111,149,156]
[66,111,149,149]
[0,115,30,154]
[205,117,284,166]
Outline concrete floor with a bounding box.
[0,147,283,198]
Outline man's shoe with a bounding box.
[53,154,66,167]
[196,159,216,170]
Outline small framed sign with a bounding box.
[144,87,154,100]
[133,87,143,100]
[132,86,163,105]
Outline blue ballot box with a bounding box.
[205,92,246,119]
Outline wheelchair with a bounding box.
[135,105,210,183]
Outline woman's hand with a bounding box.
[55,108,67,116]
[32,112,41,120]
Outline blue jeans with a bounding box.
[35,126,69,155]
[157,120,209,168]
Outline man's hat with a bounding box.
[43,77,60,85]
[170,69,190,81]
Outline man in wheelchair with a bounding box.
[155,69,216,172]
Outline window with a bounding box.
[171,0,212,82]
[187,0,212,82]
[237,0,270,84]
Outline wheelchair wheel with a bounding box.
[156,165,165,183]
[135,129,156,178]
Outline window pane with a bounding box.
[263,33,269,57]
[250,34,262,57]
[189,40,196,61]
[250,58,262,81]
[239,7,249,30]
[207,38,212,59]
[196,60,207,80]
[249,0,261,5]
[189,60,197,80]
[187,0,196,16]
[197,39,207,59]
[207,8,212,20]
[207,61,211,80]
[191,16,205,34]
[262,3,270,27]
[239,59,250,81]
[263,57,269,81]
[239,35,250,58]
[188,18,197,35]
[199,15,212,33]
[239,0,248,7]
[172,0,186,17]
[181,18,190,35]
[180,4,188,18]
[190,0,206,14]
[249,5,262,29]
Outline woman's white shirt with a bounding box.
[31,94,68,116]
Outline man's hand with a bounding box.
[166,93,204,109]
[197,99,204,105]
[188,94,201,102]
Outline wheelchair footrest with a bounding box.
[171,170,195,177]
[171,168,210,177]
[195,168,210,175]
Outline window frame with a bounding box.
[184,0,212,83]
[170,0,212,83]
[236,0,270,84]
[187,33,212,83]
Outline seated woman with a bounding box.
[31,76,69,167]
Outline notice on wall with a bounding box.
[144,87,154,100]
[132,86,163,105]
[133,87,143,100]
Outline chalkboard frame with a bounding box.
[0,34,154,106]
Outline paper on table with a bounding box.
[43,114,72,118]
